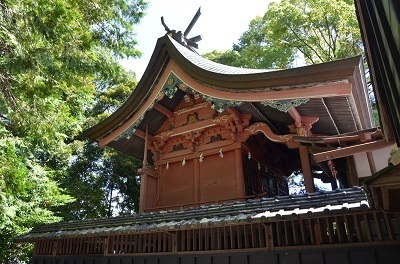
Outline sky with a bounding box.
[120,0,274,79]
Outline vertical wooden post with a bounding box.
[139,174,148,213]
[193,158,200,202]
[299,219,306,244]
[346,156,359,186]
[362,213,373,242]
[299,146,315,193]
[157,164,163,207]
[171,232,177,253]
[52,240,57,257]
[143,124,149,168]
[103,236,109,256]
[265,223,274,250]
[366,151,377,174]
[139,124,149,213]
[383,212,394,240]
[382,187,390,210]
[234,148,245,197]
[315,218,323,245]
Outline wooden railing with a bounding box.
[108,232,173,254]
[34,211,400,256]
[270,211,400,247]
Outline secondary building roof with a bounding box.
[18,187,368,241]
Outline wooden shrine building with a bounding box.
[18,10,400,264]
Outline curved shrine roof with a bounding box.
[84,35,372,159]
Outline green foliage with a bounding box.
[55,67,142,221]
[102,148,141,216]
[57,140,141,221]
[204,0,362,68]
[0,129,74,262]
[0,0,147,261]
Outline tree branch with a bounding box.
[309,25,332,60]
[285,22,325,63]
[324,16,337,56]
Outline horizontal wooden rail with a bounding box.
[34,211,400,257]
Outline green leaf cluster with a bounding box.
[204,0,363,68]
[0,0,147,261]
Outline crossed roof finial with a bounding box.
[161,7,203,51]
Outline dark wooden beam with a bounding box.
[313,140,394,162]
[134,128,155,142]
[153,103,173,119]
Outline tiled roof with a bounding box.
[17,187,368,241]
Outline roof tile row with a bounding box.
[18,187,368,241]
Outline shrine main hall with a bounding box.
[18,3,400,263]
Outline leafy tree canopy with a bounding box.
[0,0,146,261]
[203,0,365,196]
[204,0,363,68]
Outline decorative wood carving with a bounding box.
[154,110,252,160]
[261,98,309,112]
[237,122,298,149]
[287,107,319,137]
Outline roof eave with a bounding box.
[84,36,367,144]
[83,36,171,141]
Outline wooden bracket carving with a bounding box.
[185,130,204,151]
[287,107,319,136]
[237,122,298,149]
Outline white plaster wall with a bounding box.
[372,145,393,172]
[354,152,371,178]
[354,145,393,178]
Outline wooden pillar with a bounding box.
[234,148,245,197]
[139,174,148,213]
[139,124,149,213]
[156,164,163,207]
[346,156,359,187]
[193,158,200,202]
[299,146,315,193]
[143,124,149,167]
